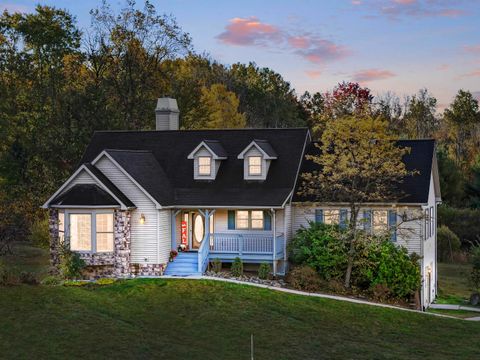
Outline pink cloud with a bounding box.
[464,45,480,54]
[437,64,449,71]
[351,0,362,5]
[288,36,309,49]
[217,17,281,46]
[295,38,350,64]
[353,69,396,82]
[394,0,417,4]
[217,17,350,65]
[462,70,480,77]
[305,70,321,79]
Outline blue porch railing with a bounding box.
[209,233,284,259]
[197,234,210,273]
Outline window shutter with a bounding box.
[264,211,272,230]
[340,209,348,229]
[363,210,372,232]
[388,210,397,242]
[228,210,236,230]
[315,209,323,223]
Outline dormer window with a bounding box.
[198,156,212,175]
[248,156,262,175]
[188,140,227,180]
[238,140,277,181]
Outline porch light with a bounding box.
[140,213,146,224]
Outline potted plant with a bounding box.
[169,250,178,262]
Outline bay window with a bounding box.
[67,211,114,253]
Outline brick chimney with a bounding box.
[155,97,179,130]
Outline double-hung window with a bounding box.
[68,212,114,253]
[236,210,250,229]
[250,211,264,229]
[231,210,269,230]
[248,156,262,175]
[372,210,388,234]
[198,156,212,176]
[59,212,65,243]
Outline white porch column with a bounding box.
[171,209,181,250]
[272,209,277,275]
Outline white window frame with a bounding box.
[58,211,65,244]
[235,210,264,230]
[64,209,115,254]
[248,156,262,176]
[198,156,212,176]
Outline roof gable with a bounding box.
[238,139,278,159]
[187,140,227,160]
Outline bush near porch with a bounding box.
[288,222,421,302]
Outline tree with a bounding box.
[188,84,246,129]
[466,156,480,209]
[403,89,438,139]
[436,148,466,207]
[298,115,414,288]
[307,82,373,139]
[442,90,480,169]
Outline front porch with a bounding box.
[165,208,286,276]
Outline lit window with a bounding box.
[248,156,262,175]
[96,213,114,252]
[70,214,91,251]
[198,156,211,175]
[324,210,340,225]
[251,211,264,229]
[373,210,388,234]
[236,211,249,229]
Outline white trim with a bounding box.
[51,205,121,209]
[237,141,277,160]
[187,141,227,160]
[162,205,285,209]
[92,150,162,209]
[42,164,130,210]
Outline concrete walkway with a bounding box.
[159,274,463,320]
[429,303,480,321]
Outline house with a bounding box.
[43,97,441,308]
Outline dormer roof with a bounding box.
[237,139,277,159]
[187,140,227,160]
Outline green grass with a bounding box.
[437,262,476,305]
[0,242,50,277]
[428,308,480,319]
[1,246,480,359]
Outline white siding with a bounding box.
[63,170,96,192]
[422,171,437,306]
[95,156,159,264]
[292,204,422,256]
[157,210,171,264]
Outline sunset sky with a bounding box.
[3,0,480,109]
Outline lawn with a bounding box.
[1,246,480,359]
[437,262,476,305]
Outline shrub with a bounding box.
[437,225,461,262]
[230,257,243,277]
[211,258,222,273]
[364,241,421,299]
[59,245,85,280]
[19,271,38,285]
[95,278,116,286]
[371,283,391,302]
[438,205,480,247]
[258,263,271,280]
[28,216,50,249]
[287,266,321,292]
[288,221,348,280]
[41,275,63,286]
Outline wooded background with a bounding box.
[0,1,478,248]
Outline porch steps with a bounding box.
[164,252,201,276]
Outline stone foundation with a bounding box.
[48,209,165,279]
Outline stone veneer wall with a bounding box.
[48,209,165,278]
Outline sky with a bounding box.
[2,0,480,110]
